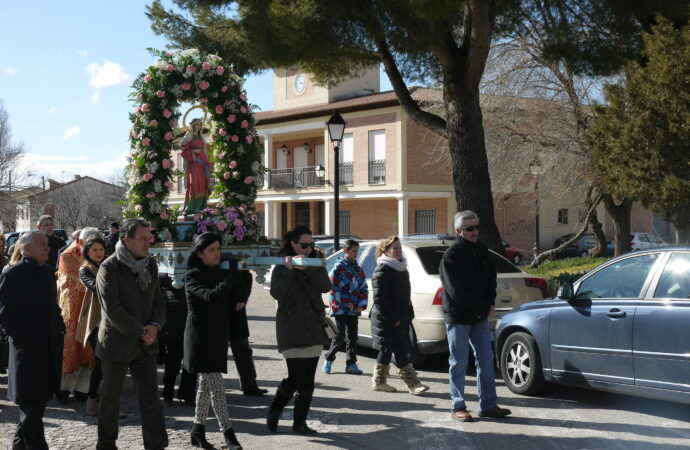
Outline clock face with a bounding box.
[294,74,306,94]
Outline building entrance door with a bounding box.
[294,202,310,228]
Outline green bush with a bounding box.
[526,257,610,297]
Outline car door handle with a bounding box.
[607,309,627,318]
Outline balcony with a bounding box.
[339,162,353,186]
[265,166,326,189]
[368,159,386,184]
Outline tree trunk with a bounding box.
[585,187,607,257]
[444,78,503,255]
[601,194,632,256]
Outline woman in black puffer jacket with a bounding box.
[370,236,428,395]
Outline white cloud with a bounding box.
[90,89,101,104]
[21,151,128,182]
[4,67,19,76]
[47,106,58,115]
[62,126,81,141]
[85,59,132,88]
[77,50,88,57]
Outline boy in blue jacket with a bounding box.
[323,240,368,375]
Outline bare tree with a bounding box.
[50,179,125,230]
[0,100,30,232]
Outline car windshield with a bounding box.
[416,246,521,274]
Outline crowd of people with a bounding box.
[0,210,511,449]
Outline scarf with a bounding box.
[377,255,408,272]
[115,240,151,291]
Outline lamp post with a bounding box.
[529,157,542,257]
[326,111,346,251]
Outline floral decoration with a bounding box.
[125,48,265,242]
[192,205,260,245]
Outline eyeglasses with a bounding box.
[298,242,315,249]
[461,225,480,232]
[39,222,54,227]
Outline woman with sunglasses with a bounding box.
[267,225,330,435]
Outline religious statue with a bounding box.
[181,117,213,216]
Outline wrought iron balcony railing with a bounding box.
[368,159,386,184]
[339,162,353,186]
[263,166,326,189]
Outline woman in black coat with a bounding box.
[370,236,429,395]
[183,233,245,450]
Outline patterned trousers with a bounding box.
[194,372,232,432]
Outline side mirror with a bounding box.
[557,283,575,301]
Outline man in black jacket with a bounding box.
[37,215,66,268]
[439,210,511,422]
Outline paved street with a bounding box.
[1,280,689,449]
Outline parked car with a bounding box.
[630,232,667,251]
[553,233,614,258]
[5,231,20,254]
[503,241,525,265]
[312,234,361,242]
[494,247,690,404]
[320,239,549,364]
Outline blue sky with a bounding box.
[1,1,391,184]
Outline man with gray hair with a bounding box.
[37,215,66,268]
[0,231,65,448]
[439,210,511,422]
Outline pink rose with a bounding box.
[199,97,207,104]
[135,204,143,212]
[231,82,237,87]
[134,106,141,115]
[149,119,158,127]
[240,106,248,114]
[162,159,171,169]
[229,161,237,169]
[146,192,155,199]
[199,80,210,91]
[245,135,254,144]
[240,204,247,211]
[164,181,174,189]
[141,103,150,113]
[166,51,175,57]
[215,105,224,114]
[160,212,168,220]
[221,85,228,93]
[164,132,173,141]
[156,90,165,98]
[219,129,227,137]
[144,75,152,82]
[226,114,236,123]
[186,65,196,74]
[224,100,233,106]
[240,120,249,129]
[219,152,227,159]
[143,173,153,182]
[172,120,179,128]
[216,66,225,75]
[202,62,211,70]
[163,109,172,119]
[166,64,174,71]
[223,172,231,179]
[234,219,244,226]
[217,221,228,231]
[240,93,247,101]
[182,83,191,91]
[244,176,253,184]
[142,138,151,147]
[131,130,139,139]
[231,135,239,142]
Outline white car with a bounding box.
[322,239,549,364]
[630,232,668,251]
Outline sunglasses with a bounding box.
[461,225,480,232]
[298,242,315,249]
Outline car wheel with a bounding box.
[408,326,426,368]
[500,332,546,395]
[512,254,521,265]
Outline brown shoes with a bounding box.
[451,408,473,422]
[478,406,512,418]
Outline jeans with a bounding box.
[324,315,359,365]
[446,320,497,413]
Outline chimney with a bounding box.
[74,175,81,180]
[47,179,62,190]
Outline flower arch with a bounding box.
[124,48,264,242]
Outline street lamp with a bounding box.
[529,157,542,256]
[326,110,346,251]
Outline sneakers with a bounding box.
[322,360,333,374]
[345,364,363,375]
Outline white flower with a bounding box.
[251,161,260,172]
[182,48,200,57]
[153,179,162,193]
[207,54,222,62]
[158,230,169,241]
[153,60,167,70]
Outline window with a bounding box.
[338,210,351,235]
[654,252,690,299]
[368,130,386,184]
[339,134,354,185]
[415,209,436,235]
[358,245,377,279]
[557,208,568,225]
[576,253,660,299]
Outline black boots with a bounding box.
[190,423,215,449]
[292,393,317,435]
[223,428,242,450]
[267,380,294,433]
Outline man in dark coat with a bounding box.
[0,231,65,449]
[96,219,167,450]
[37,215,66,268]
[104,222,119,256]
[228,268,268,396]
[439,210,511,422]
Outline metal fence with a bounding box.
[368,159,386,184]
[339,162,353,185]
[264,166,326,189]
[415,209,436,235]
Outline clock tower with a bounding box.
[272,67,380,111]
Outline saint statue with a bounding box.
[181,118,213,216]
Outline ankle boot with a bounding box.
[267,380,294,433]
[372,363,397,392]
[162,385,174,405]
[223,427,242,450]
[292,393,317,435]
[190,423,215,449]
[398,363,429,395]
